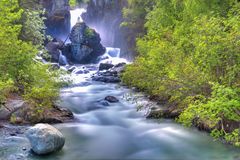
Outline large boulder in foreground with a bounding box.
[68,22,105,64]
[26,124,65,155]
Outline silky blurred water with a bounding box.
[1,64,240,160]
[1,8,239,160]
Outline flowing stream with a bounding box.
[29,58,240,160]
[0,8,240,160]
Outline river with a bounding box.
[1,51,240,160]
[30,61,240,160]
[0,8,240,160]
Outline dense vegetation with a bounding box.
[0,0,60,122]
[122,0,240,146]
[70,0,89,7]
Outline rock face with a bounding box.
[45,39,64,62]
[45,38,69,65]
[67,22,105,63]
[40,0,70,39]
[26,124,65,155]
[82,0,134,59]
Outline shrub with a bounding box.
[122,0,240,146]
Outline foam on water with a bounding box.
[99,47,129,65]
[59,51,68,65]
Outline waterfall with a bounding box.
[59,51,68,65]
[99,47,128,65]
[70,8,86,29]
[106,48,120,57]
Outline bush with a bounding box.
[122,0,240,146]
[0,0,60,119]
[20,9,46,45]
[178,84,240,146]
[0,80,15,104]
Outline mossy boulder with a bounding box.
[68,22,105,64]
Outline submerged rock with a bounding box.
[105,96,119,103]
[68,22,105,64]
[99,100,110,106]
[26,124,65,155]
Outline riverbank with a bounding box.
[121,69,240,147]
[1,62,240,159]
[0,93,74,124]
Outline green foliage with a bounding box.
[84,28,95,37]
[123,0,155,30]
[225,129,240,147]
[121,0,157,55]
[178,84,240,127]
[22,63,60,107]
[69,0,77,7]
[0,0,60,119]
[18,0,46,45]
[70,0,89,7]
[122,0,240,146]
[79,0,90,4]
[0,80,15,103]
[40,50,51,61]
[20,9,46,45]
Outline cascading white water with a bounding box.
[70,8,86,29]
[59,51,68,65]
[64,8,86,43]
[99,47,128,65]
[69,8,128,65]
[106,48,121,57]
[2,7,240,160]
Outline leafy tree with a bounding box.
[0,0,60,121]
[122,0,240,146]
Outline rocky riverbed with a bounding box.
[1,61,240,160]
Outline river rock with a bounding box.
[92,76,121,83]
[69,22,105,64]
[50,63,60,70]
[105,96,119,103]
[45,39,64,63]
[92,64,124,83]
[0,107,11,120]
[0,100,26,120]
[66,66,76,73]
[74,69,90,74]
[26,124,65,155]
[99,63,114,71]
[99,100,110,106]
